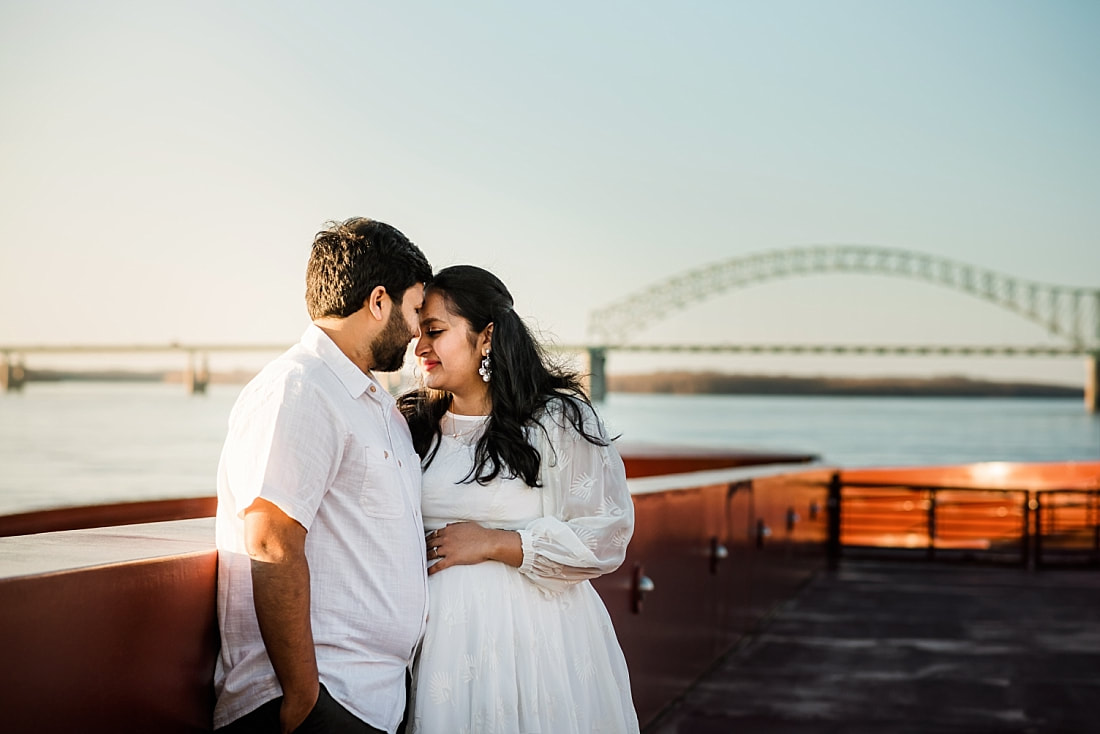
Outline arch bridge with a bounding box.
[582,246,1100,410]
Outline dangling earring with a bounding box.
[478,348,492,383]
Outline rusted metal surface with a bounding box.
[594,469,832,727]
[618,443,817,479]
[0,496,218,537]
[0,520,218,733]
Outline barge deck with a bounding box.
[647,558,1100,733]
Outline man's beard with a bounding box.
[371,306,414,373]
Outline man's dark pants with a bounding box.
[216,684,385,734]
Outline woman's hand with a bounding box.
[426,522,523,575]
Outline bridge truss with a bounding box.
[588,245,1100,354]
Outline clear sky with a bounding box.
[1,1,1098,386]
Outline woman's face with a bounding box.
[414,290,491,399]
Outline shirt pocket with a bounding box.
[359,445,407,519]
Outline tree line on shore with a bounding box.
[607,371,1082,398]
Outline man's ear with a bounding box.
[366,285,388,322]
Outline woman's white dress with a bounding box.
[408,402,639,734]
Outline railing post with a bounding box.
[586,347,607,402]
[1086,352,1099,414]
[185,352,209,395]
[1033,493,1044,569]
[1092,490,1099,567]
[1,353,26,392]
[1021,491,1031,568]
[826,472,841,570]
[927,491,937,561]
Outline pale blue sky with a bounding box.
[1,1,1097,385]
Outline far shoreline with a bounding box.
[607,370,1083,399]
[17,367,1085,399]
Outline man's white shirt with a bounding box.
[214,325,427,733]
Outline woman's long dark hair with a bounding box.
[397,265,608,487]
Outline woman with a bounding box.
[398,265,639,734]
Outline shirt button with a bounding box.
[398,460,403,467]
[369,385,377,393]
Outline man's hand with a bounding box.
[277,685,319,734]
[244,498,319,733]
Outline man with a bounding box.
[213,218,432,734]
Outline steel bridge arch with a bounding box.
[587,245,1100,351]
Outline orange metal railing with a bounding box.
[822,465,1100,567]
[1035,489,1100,567]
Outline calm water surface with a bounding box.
[0,383,1097,514]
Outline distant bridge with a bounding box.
[2,246,1098,409]
[0,344,289,395]
[582,245,1099,410]
[588,245,1099,349]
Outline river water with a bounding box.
[0,383,1096,515]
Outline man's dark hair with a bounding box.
[305,217,432,320]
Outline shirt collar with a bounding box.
[300,324,391,404]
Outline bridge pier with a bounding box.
[1087,353,1099,414]
[185,353,209,395]
[1,354,26,392]
[586,347,607,402]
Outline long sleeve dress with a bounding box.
[408,399,639,734]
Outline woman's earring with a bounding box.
[478,349,492,383]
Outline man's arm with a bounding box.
[244,497,318,734]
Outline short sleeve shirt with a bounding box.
[213,325,428,733]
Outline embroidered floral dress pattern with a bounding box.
[408,402,639,734]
